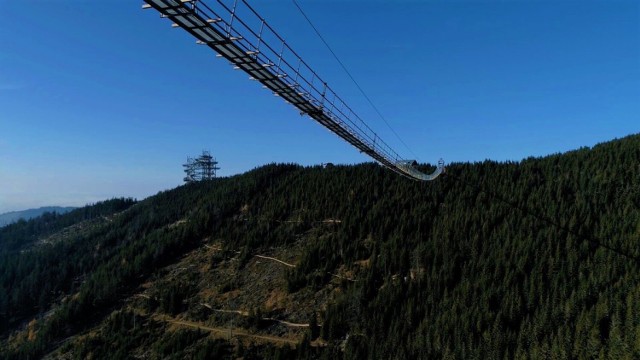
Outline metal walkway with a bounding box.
[143,0,444,180]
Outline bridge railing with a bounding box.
[186,0,403,164]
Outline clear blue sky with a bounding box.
[0,0,638,213]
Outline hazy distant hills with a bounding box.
[0,206,76,227]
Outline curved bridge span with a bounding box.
[143,0,444,180]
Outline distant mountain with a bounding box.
[0,206,76,227]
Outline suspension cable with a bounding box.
[292,0,419,161]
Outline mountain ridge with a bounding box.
[1,134,639,359]
[0,206,76,227]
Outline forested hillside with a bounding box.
[1,135,639,359]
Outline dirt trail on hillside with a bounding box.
[254,255,296,268]
[153,314,299,345]
[262,318,310,327]
[208,307,249,316]
[204,305,311,327]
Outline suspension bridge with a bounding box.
[143,0,639,274]
[143,0,444,181]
